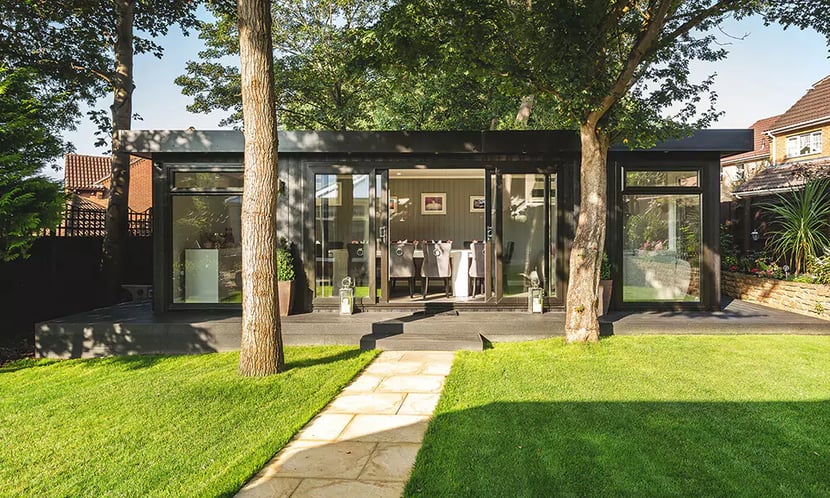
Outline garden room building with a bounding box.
[121,129,751,315]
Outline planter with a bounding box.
[598,279,613,316]
[278,280,294,316]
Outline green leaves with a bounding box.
[761,179,830,275]
[0,67,65,261]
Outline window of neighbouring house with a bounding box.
[786,131,822,158]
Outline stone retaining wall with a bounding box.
[721,272,830,320]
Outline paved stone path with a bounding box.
[236,351,455,498]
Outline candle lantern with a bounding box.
[339,276,355,315]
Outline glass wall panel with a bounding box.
[502,173,547,297]
[622,194,701,302]
[172,195,242,303]
[315,174,371,298]
[625,170,698,187]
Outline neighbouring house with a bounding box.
[115,129,750,315]
[62,154,154,236]
[720,115,779,201]
[724,75,830,253]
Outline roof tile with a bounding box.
[721,115,779,164]
[733,158,830,195]
[770,75,830,131]
[64,154,111,190]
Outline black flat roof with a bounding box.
[120,129,752,157]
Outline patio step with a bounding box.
[359,331,483,351]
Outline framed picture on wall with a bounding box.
[389,196,398,214]
[469,195,486,213]
[421,192,446,215]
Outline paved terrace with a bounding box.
[35,299,830,358]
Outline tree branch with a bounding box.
[590,0,674,125]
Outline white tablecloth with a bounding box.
[450,250,471,298]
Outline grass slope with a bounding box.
[0,347,377,497]
[406,336,830,497]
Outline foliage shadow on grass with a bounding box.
[405,400,830,497]
[285,348,366,371]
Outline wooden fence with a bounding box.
[46,207,153,237]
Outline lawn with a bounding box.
[405,336,830,496]
[0,347,377,497]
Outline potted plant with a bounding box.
[277,238,296,316]
[598,251,613,316]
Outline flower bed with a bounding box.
[721,272,830,320]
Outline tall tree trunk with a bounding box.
[237,0,284,376]
[565,122,609,343]
[101,0,134,305]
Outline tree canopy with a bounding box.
[176,0,557,130]
[0,67,65,261]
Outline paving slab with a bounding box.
[290,479,405,498]
[359,443,422,481]
[398,393,441,415]
[237,477,302,498]
[339,415,429,442]
[236,351,455,497]
[376,374,446,393]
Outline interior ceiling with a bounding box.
[389,168,485,179]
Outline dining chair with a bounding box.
[469,241,486,298]
[389,241,417,298]
[421,241,452,298]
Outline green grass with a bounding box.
[0,347,377,497]
[623,285,699,302]
[405,336,830,497]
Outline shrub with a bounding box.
[807,249,830,285]
[760,179,830,274]
[277,238,295,281]
[600,252,611,280]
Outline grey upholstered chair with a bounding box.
[389,242,417,298]
[421,241,452,298]
[469,241,486,298]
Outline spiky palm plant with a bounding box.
[761,179,830,275]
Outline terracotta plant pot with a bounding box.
[278,280,294,316]
[598,279,613,316]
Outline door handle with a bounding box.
[486,226,493,239]
[379,226,387,243]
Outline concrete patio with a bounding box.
[35,299,830,358]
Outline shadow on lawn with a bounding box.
[285,348,366,371]
[404,400,830,496]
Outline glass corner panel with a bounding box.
[622,194,701,302]
[171,195,242,304]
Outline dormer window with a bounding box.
[786,131,822,158]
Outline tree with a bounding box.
[177,0,541,130]
[0,67,65,261]
[179,0,386,130]
[380,0,830,342]
[237,0,284,376]
[0,1,199,302]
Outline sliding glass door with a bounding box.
[493,170,559,306]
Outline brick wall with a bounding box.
[772,123,830,164]
[722,272,830,320]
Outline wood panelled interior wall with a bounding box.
[389,178,486,248]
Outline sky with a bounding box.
[55,14,830,179]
